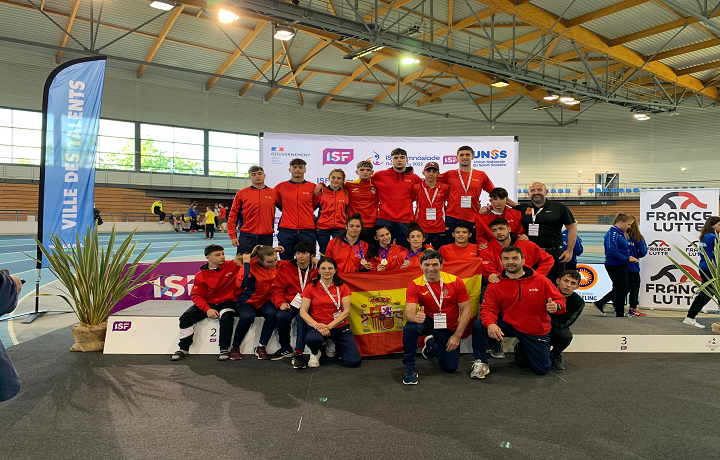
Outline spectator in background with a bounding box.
[186,202,200,233]
[562,229,584,272]
[0,271,23,401]
[217,203,227,233]
[152,198,165,224]
[625,217,647,317]
[596,214,637,317]
[204,206,216,240]
[93,206,103,226]
[170,211,182,233]
[683,216,720,329]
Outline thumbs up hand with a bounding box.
[415,306,426,324]
[546,297,558,313]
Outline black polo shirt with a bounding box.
[516,199,575,249]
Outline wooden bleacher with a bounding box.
[0,183,230,222]
[567,201,640,225]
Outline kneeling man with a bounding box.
[470,246,565,378]
[402,250,472,385]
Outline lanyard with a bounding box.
[458,169,473,196]
[405,248,423,260]
[379,245,391,260]
[321,282,341,311]
[424,276,443,312]
[344,237,364,259]
[423,183,439,206]
[298,266,309,291]
[531,206,544,224]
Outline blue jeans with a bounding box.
[445,216,477,244]
[233,302,277,348]
[316,228,342,255]
[277,228,316,260]
[376,218,409,249]
[305,325,362,368]
[402,317,460,373]
[275,307,298,350]
[472,317,551,375]
[237,233,273,255]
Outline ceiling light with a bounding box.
[559,95,575,103]
[543,91,559,101]
[680,167,687,171]
[564,99,580,105]
[274,25,295,41]
[532,105,553,111]
[150,1,174,10]
[401,57,420,64]
[343,44,385,60]
[218,8,239,23]
[578,170,582,174]
[491,78,510,88]
[634,112,650,120]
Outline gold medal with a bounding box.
[360,258,367,265]
[380,259,388,266]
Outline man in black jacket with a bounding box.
[550,270,585,370]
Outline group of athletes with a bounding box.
[171,146,587,384]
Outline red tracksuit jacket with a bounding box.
[346,179,379,227]
[368,244,409,271]
[274,180,317,230]
[270,260,318,307]
[475,206,525,243]
[372,167,422,223]
[236,257,278,308]
[315,185,349,230]
[227,186,280,237]
[479,235,554,277]
[325,237,370,274]
[190,260,242,312]
[481,267,566,336]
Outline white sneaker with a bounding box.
[325,339,336,358]
[470,360,490,379]
[683,317,706,329]
[308,351,321,367]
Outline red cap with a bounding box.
[423,161,440,171]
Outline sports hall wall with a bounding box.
[1,45,718,185]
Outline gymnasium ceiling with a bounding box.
[2,0,720,126]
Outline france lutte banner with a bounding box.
[639,189,719,310]
[38,56,107,258]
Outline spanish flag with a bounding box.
[341,259,484,356]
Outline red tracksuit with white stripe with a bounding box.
[368,244,408,271]
[372,167,422,223]
[346,179,379,227]
[475,206,525,244]
[227,186,280,238]
[438,169,495,222]
[315,185,349,230]
[479,235,554,277]
[325,237,370,274]
[481,268,566,336]
[412,182,449,234]
[274,180,317,230]
[190,260,243,312]
[270,260,318,307]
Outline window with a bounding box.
[208,131,259,177]
[0,108,42,165]
[140,124,204,175]
[97,119,135,170]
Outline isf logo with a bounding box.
[443,155,458,165]
[112,321,132,331]
[323,148,354,165]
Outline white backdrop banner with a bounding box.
[259,133,519,202]
[639,188,719,310]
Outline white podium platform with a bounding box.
[104,301,720,355]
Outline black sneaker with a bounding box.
[270,347,294,361]
[551,355,565,370]
[593,301,605,316]
[218,349,231,361]
[170,349,187,361]
[403,367,419,385]
[421,336,437,360]
[292,352,307,369]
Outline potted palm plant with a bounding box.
[669,232,720,331]
[28,225,178,351]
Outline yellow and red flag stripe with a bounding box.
[341,259,484,356]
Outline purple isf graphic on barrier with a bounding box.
[112,321,132,331]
